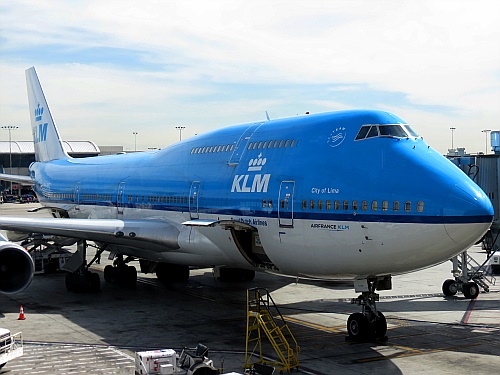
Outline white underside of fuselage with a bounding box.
[58,203,490,281]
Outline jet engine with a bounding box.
[0,236,35,294]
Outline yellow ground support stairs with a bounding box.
[244,288,300,373]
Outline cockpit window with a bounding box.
[355,126,370,140]
[366,126,379,138]
[379,125,408,137]
[355,124,419,141]
[404,125,419,137]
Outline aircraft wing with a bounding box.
[0,217,180,250]
[0,173,34,186]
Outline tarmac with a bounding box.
[1,202,499,374]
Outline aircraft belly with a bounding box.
[262,220,474,279]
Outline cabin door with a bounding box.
[117,182,126,215]
[189,181,201,219]
[74,183,81,211]
[278,180,295,227]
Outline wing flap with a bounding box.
[0,217,180,250]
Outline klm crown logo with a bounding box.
[248,153,267,172]
[35,103,44,121]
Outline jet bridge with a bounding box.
[445,132,500,298]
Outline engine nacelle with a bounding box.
[0,240,35,294]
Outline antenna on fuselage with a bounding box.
[265,111,271,121]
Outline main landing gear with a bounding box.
[64,240,101,293]
[347,276,390,342]
[104,254,137,287]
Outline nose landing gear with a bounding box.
[347,276,390,341]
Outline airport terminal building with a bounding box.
[0,141,124,193]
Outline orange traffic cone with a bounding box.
[18,305,26,320]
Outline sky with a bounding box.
[0,0,499,153]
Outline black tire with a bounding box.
[125,265,137,286]
[347,312,370,340]
[104,265,115,283]
[463,281,479,299]
[374,311,387,339]
[442,279,458,296]
[89,272,101,292]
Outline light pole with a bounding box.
[482,129,491,154]
[449,127,456,150]
[1,125,19,193]
[133,132,138,151]
[175,126,185,141]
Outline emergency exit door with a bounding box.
[189,181,201,219]
[278,181,295,227]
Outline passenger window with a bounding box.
[258,141,263,149]
[382,200,388,211]
[371,201,378,211]
[268,199,273,208]
[405,201,412,212]
[291,139,296,147]
[352,200,358,210]
[343,200,349,210]
[334,200,340,210]
[253,143,258,150]
[279,140,284,148]
[263,141,267,148]
[247,143,253,150]
[362,200,368,211]
[284,140,290,148]
[268,141,273,149]
[310,200,315,210]
[417,201,424,212]
[262,199,266,208]
[318,200,323,210]
[326,200,331,210]
[393,201,400,211]
[302,200,307,209]
[274,140,279,148]
[280,200,285,209]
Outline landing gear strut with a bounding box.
[64,240,101,293]
[347,277,389,341]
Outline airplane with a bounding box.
[0,67,494,341]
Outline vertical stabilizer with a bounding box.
[26,67,70,162]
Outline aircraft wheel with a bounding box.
[124,265,137,286]
[463,281,480,299]
[104,265,115,283]
[374,311,387,339]
[89,272,101,292]
[347,312,370,340]
[442,279,458,296]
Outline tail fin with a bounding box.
[26,67,69,162]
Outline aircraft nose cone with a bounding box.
[443,182,494,246]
